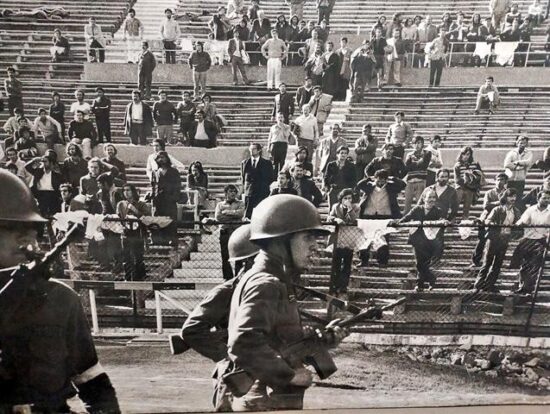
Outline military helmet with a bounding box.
[0,170,47,223]
[249,194,329,241]
[228,224,259,261]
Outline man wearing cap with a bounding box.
[188,42,212,99]
[91,87,112,144]
[160,8,181,64]
[385,111,413,160]
[124,90,154,146]
[138,41,157,100]
[261,29,289,90]
[153,90,178,144]
[0,170,121,414]
[227,194,348,410]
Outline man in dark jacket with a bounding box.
[137,41,156,99]
[123,90,154,145]
[295,77,314,108]
[91,87,112,143]
[404,135,432,214]
[272,83,295,124]
[241,143,273,218]
[416,168,459,221]
[188,110,218,148]
[176,91,196,145]
[365,143,406,179]
[188,42,212,99]
[290,162,323,207]
[350,44,376,102]
[153,89,178,144]
[25,151,63,217]
[322,145,357,209]
[96,172,124,271]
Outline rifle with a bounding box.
[0,223,82,319]
[222,297,406,397]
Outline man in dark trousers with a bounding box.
[176,91,196,145]
[241,142,273,218]
[0,170,121,414]
[153,89,178,144]
[290,162,323,207]
[137,41,156,99]
[227,30,250,85]
[4,66,23,115]
[272,82,295,124]
[322,145,357,209]
[24,151,63,218]
[295,77,314,108]
[188,110,218,148]
[365,143,407,179]
[417,168,459,221]
[123,90,154,145]
[91,87,112,143]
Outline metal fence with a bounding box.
[52,217,550,336]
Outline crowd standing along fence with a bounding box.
[50,216,550,337]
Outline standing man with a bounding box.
[417,168,459,222]
[32,107,62,149]
[317,0,331,25]
[295,77,314,108]
[384,29,407,87]
[370,28,387,90]
[268,112,294,175]
[385,111,413,160]
[188,42,212,100]
[261,29,289,90]
[188,110,218,148]
[124,90,154,146]
[0,170,121,414]
[336,37,352,101]
[308,85,332,137]
[272,82,295,124]
[160,8,181,64]
[293,104,319,160]
[318,123,346,173]
[427,28,448,87]
[323,145,357,208]
[122,8,144,63]
[504,135,533,200]
[25,151,63,217]
[138,41,157,100]
[227,31,250,85]
[91,87,112,144]
[176,91,196,145]
[403,136,432,214]
[322,41,341,98]
[84,17,106,63]
[286,0,306,20]
[4,67,23,115]
[354,124,378,179]
[512,191,550,294]
[241,143,273,218]
[490,0,512,30]
[214,184,246,280]
[153,90,178,144]
[291,162,324,206]
[350,44,376,102]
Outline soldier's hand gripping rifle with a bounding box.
[222,296,406,396]
[0,223,82,321]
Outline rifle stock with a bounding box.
[223,297,406,397]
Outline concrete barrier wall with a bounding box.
[85,63,550,88]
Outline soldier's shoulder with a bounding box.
[47,279,81,302]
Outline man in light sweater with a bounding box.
[261,29,288,90]
[504,135,533,201]
[160,8,181,64]
[33,107,62,149]
[293,104,318,161]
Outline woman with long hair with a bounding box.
[453,146,484,220]
[187,161,209,209]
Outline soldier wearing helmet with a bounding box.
[0,169,120,413]
[227,194,349,411]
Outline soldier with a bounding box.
[227,194,348,411]
[0,170,120,413]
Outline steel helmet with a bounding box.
[249,194,329,241]
[228,224,259,261]
[0,169,47,223]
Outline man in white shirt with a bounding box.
[33,107,62,149]
[512,191,550,294]
[504,135,533,200]
[70,89,91,120]
[261,29,288,90]
[160,8,181,64]
[84,16,106,63]
[293,104,318,160]
[122,8,144,63]
[146,138,185,180]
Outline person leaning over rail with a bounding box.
[0,169,120,413]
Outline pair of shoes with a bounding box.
[427,284,435,291]
[488,109,494,115]
[474,110,480,115]
[232,81,238,85]
[395,83,402,87]
[414,286,424,292]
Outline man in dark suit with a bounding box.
[290,162,323,207]
[188,110,218,148]
[241,143,273,218]
[295,77,314,108]
[137,41,156,99]
[271,82,295,124]
[24,150,63,217]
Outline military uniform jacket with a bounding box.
[227,252,304,389]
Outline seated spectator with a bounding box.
[2,107,24,137]
[101,143,127,182]
[84,16,106,63]
[528,0,545,26]
[365,143,406,179]
[500,18,522,41]
[504,4,522,31]
[25,151,62,217]
[268,112,294,175]
[50,28,70,62]
[298,20,314,41]
[328,188,359,297]
[49,91,66,139]
[227,0,246,20]
[199,94,225,131]
[5,116,34,149]
[60,142,88,189]
[4,163,20,177]
[32,107,62,149]
[68,110,96,159]
[146,139,185,181]
[438,12,453,32]
[323,145,357,209]
[453,146,484,220]
[270,170,298,195]
[290,162,323,206]
[3,146,30,184]
[13,127,38,160]
[532,146,549,179]
[510,191,550,294]
[275,14,291,41]
[209,6,232,40]
[425,135,443,185]
[474,76,500,115]
[417,168,459,222]
[398,188,448,292]
[404,136,432,214]
[70,89,91,119]
[176,91,196,145]
[187,161,209,208]
[466,13,489,66]
[522,176,550,209]
[356,169,406,268]
[189,110,218,148]
[304,47,325,86]
[283,145,314,177]
[354,124,378,179]
[473,188,520,293]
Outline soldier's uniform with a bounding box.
[0,270,120,413]
[227,252,306,411]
